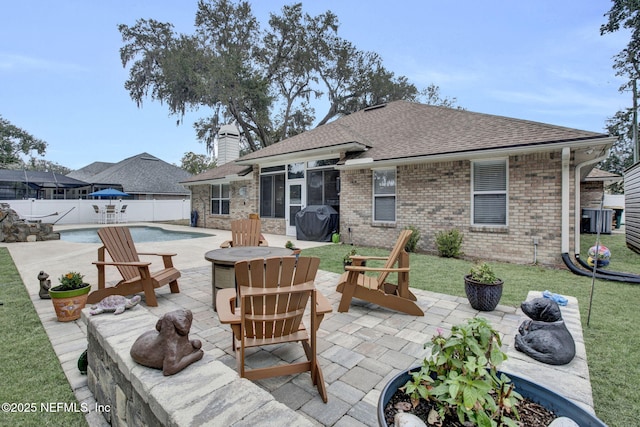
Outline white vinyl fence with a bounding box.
[3,199,192,225]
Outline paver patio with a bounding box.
[4,224,595,426]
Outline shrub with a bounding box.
[404,225,421,253]
[435,228,463,258]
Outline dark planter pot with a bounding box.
[49,284,91,322]
[464,274,503,311]
[378,367,607,427]
[343,260,366,271]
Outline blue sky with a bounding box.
[0,1,630,170]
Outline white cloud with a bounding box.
[0,53,86,73]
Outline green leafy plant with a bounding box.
[435,228,464,258]
[402,317,522,426]
[285,240,295,249]
[404,225,421,252]
[343,248,358,263]
[52,271,87,291]
[469,262,498,284]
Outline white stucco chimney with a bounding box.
[216,123,240,166]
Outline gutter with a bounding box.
[235,142,368,166]
[336,137,612,170]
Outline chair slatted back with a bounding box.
[97,226,141,281]
[235,256,320,341]
[230,219,262,247]
[376,229,413,287]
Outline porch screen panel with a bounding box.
[473,160,507,225]
[307,169,340,208]
[260,166,285,218]
[260,175,273,218]
[307,170,323,205]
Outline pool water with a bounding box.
[60,226,212,244]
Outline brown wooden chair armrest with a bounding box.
[349,255,389,262]
[137,252,177,257]
[344,265,410,273]
[315,291,332,315]
[216,288,239,325]
[93,260,152,267]
[220,241,232,248]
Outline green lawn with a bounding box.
[0,233,637,426]
[0,248,87,427]
[301,233,640,427]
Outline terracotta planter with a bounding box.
[378,367,607,427]
[464,274,503,311]
[49,284,91,322]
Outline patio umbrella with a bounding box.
[88,188,129,198]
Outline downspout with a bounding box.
[573,148,610,255]
[562,148,571,254]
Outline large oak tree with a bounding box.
[601,0,640,176]
[119,0,449,154]
[0,115,48,169]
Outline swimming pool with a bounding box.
[59,226,213,244]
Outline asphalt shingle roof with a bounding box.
[67,162,114,181]
[238,100,609,163]
[73,153,192,195]
[181,161,252,184]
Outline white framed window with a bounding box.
[472,159,507,226]
[373,168,396,222]
[211,183,230,215]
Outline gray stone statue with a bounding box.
[38,271,51,299]
[90,295,141,315]
[130,309,203,376]
[515,297,576,365]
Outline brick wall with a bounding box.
[188,151,579,266]
[188,167,261,230]
[580,181,604,209]
[340,152,571,266]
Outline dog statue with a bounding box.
[130,309,204,375]
[514,297,575,365]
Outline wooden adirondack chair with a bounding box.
[216,256,332,402]
[336,229,423,316]
[87,226,181,307]
[219,218,269,248]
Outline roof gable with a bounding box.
[182,161,252,184]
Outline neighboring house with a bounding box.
[581,168,622,209]
[182,101,615,266]
[67,153,192,200]
[0,169,88,200]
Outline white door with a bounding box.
[286,179,305,236]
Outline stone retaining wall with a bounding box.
[83,306,313,426]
